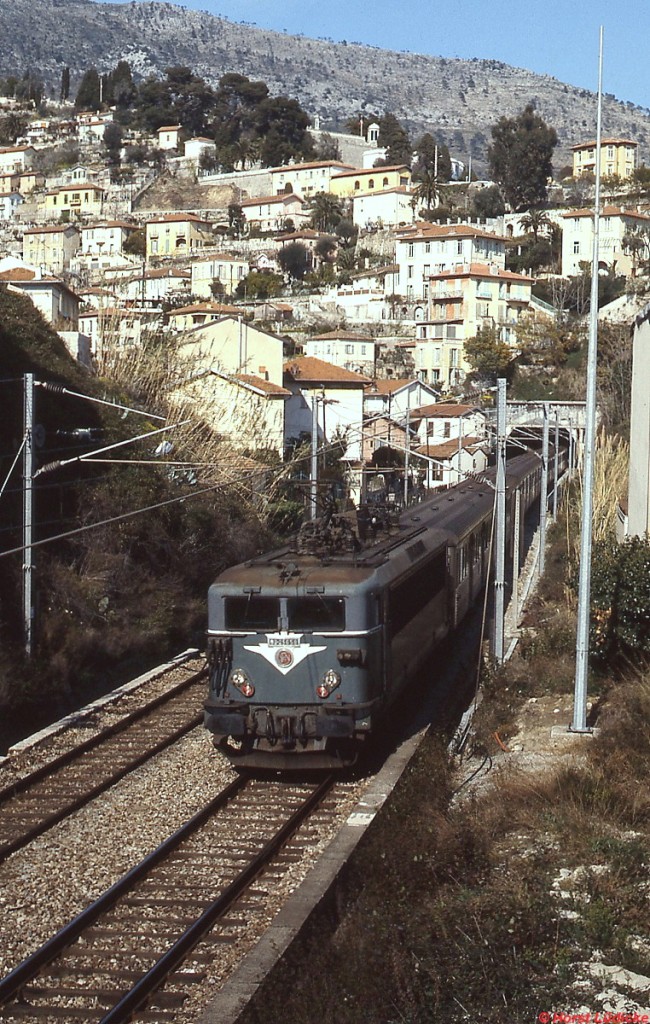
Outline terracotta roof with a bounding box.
[240,194,304,208]
[429,262,533,283]
[23,224,79,235]
[396,221,506,243]
[170,302,240,317]
[571,137,637,149]
[233,373,291,397]
[157,125,182,132]
[192,252,247,263]
[415,436,486,459]
[311,330,374,342]
[331,164,411,180]
[0,267,36,281]
[271,160,356,173]
[145,268,191,280]
[45,183,103,194]
[412,403,478,419]
[283,356,371,385]
[561,205,650,220]
[366,378,417,395]
[146,212,211,225]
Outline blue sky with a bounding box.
[105,0,650,110]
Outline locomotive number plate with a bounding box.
[243,632,327,675]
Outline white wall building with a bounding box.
[395,222,507,303]
[283,357,371,463]
[352,186,415,230]
[561,206,650,278]
[191,254,249,298]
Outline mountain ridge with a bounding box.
[2,0,650,168]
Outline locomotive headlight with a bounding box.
[317,668,341,699]
[230,669,255,698]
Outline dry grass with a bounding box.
[565,431,629,570]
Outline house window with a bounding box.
[383,177,389,187]
[450,347,459,365]
[456,240,463,255]
[443,422,451,438]
[368,179,375,189]
[447,326,457,340]
[354,180,360,189]
[423,264,430,277]
[573,240,580,254]
[361,345,367,355]
[408,242,414,257]
[425,241,431,253]
[345,344,354,354]
[407,265,414,278]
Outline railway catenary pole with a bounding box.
[310,394,318,520]
[403,394,410,507]
[539,402,549,577]
[23,372,35,657]
[511,487,521,630]
[493,378,507,664]
[553,414,560,520]
[572,26,604,735]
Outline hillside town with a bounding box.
[0,71,645,502]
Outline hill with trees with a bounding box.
[2,0,650,168]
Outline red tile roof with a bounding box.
[234,373,291,397]
[412,403,478,419]
[283,356,371,384]
[415,436,486,458]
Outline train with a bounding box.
[205,448,566,769]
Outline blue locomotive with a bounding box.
[205,451,557,768]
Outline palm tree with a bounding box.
[412,170,440,212]
[519,208,552,242]
[309,192,344,232]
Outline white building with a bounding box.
[240,193,310,233]
[304,331,377,375]
[283,357,371,463]
[80,221,136,256]
[561,205,650,278]
[395,222,507,304]
[191,254,249,298]
[269,160,356,198]
[352,186,415,230]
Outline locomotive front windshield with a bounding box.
[287,597,345,631]
[224,595,345,631]
[225,596,278,630]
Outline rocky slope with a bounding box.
[2,0,650,167]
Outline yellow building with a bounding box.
[329,164,412,199]
[416,263,532,389]
[572,138,638,179]
[269,160,356,198]
[42,183,104,221]
[146,213,214,259]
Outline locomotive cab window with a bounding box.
[225,596,279,630]
[287,597,345,631]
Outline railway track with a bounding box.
[0,665,207,863]
[0,774,336,1023]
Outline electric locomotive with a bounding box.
[205,451,557,769]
